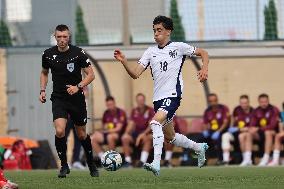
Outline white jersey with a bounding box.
[138,41,196,102]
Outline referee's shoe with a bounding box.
[58,164,70,178]
[88,161,99,177]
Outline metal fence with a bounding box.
[0,0,283,47]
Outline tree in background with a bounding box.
[264,0,278,40]
[170,0,185,41]
[0,20,12,46]
[75,5,89,45]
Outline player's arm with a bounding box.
[39,68,49,103]
[80,66,95,87]
[114,49,145,79]
[125,120,135,134]
[262,109,279,131]
[194,48,209,83]
[108,123,123,133]
[66,66,95,95]
[218,116,229,132]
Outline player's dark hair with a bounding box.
[105,96,115,102]
[136,93,145,99]
[55,24,69,32]
[153,15,174,31]
[208,93,217,98]
[240,94,249,100]
[258,93,269,99]
[282,102,284,110]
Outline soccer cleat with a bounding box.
[239,160,252,167]
[258,158,269,167]
[72,161,86,170]
[58,164,70,178]
[122,161,133,168]
[267,160,279,166]
[136,161,144,168]
[143,161,160,176]
[0,180,18,189]
[88,162,99,177]
[197,143,209,168]
[162,160,172,168]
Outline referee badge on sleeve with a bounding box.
[67,63,74,72]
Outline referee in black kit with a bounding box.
[39,24,99,178]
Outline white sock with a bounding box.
[272,150,280,162]
[262,153,270,162]
[242,152,246,161]
[223,152,230,162]
[244,151,252,162]
[140,151,149,163]
[98,152,104,159]
[150,120,164,163]
[171,133,201,152]
[165,151,173,161]
[125,156,132,163]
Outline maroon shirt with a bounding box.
[250,104,279,131]
[203,104,230,131]
[130,106,155,133]
[102,108,127,133]
[233,106,254,129]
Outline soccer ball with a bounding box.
[101,150,122,171]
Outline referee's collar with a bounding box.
[158,41,172,49]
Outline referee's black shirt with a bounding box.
[42,45,91,97]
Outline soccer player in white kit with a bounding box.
[114,15,209,176]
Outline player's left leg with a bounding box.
[258,130,275,166]
[75,125,99,177]
[163,121,209,168]
[268,132,284,166]
[143,111,167,176]
[163,142,173,167]
[221,132,234,164]
[139,134,152,165]
[106,133,119,150]
[121,133,134,167]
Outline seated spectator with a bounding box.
[268,102,284,166]
[202,93,230,164]
[121,93,154,167]
[244,94,279,166]
[91,96,127,159]
[0,169,18,189]
[222,95,254,166]
[162,116,182,167]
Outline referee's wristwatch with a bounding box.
[77,83,83,90]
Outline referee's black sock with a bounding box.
[55,135,67,167]
[80,135,94,166]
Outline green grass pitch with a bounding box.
[5,167,284,189]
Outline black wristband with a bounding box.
[40,90,45,94]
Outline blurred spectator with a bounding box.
[0,169,18,189]
[91,96,127,159]
[162,117,181,167]
[3,140,32,170]
[65,118,85,169]
[202,93,230,164]
[248,94,279,166]
[268,102,284,166]
[121,93,154,167]
[222,95,254,165]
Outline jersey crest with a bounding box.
[169,49,178,58]
[67,63,74,72]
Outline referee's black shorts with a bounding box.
[51,91,87,126]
